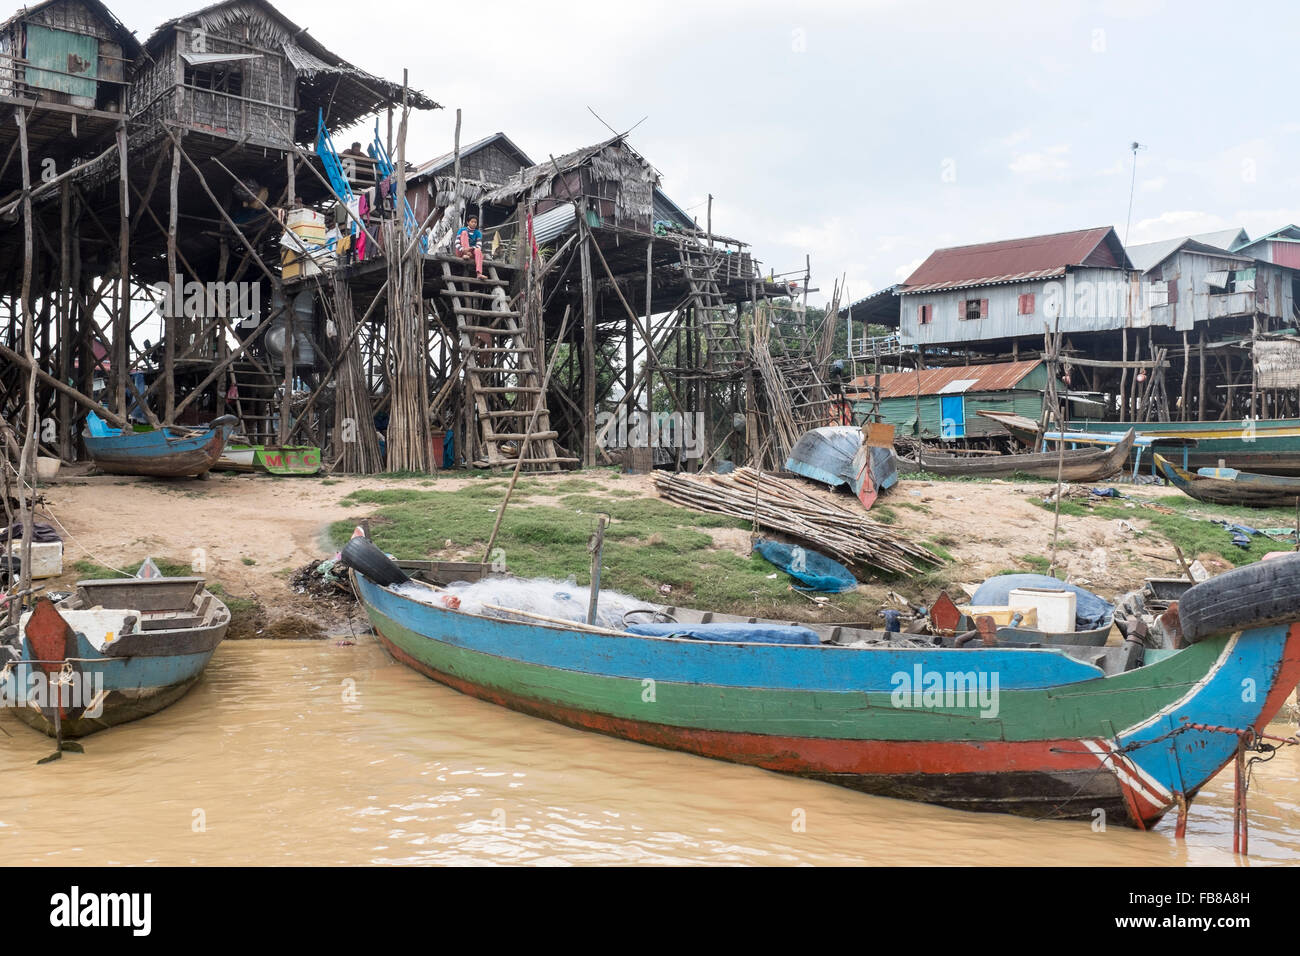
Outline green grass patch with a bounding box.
[1028,495,1297,566]
[241,557,256,566]
[920,539,955,563]
[1019,554,1053,574]
[871,506,898,525]
[328,485,892,616]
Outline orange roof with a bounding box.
[849,360,1043,399]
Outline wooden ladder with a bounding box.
[439,260,576,471]
[228,361,280,446]
[776,357,833,425]
[678,243,744,369]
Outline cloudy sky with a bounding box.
[109,0,1300,305]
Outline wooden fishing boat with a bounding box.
[897,428,1134,481]
[1155,453,1300,508]
[0,576,229,745]
[215,443,258,472]
[982,411,1300,476]
[784,426,897,509]
[343,538,1300,829]
[83,412,239,478]
[254,445,321,476]
[214,443,322,476]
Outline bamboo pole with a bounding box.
[165,140,179,422]
[15,107,36,599]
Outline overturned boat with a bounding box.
[897,428,1135,481]
[1,575,230,743]
[341,536,1300,829]
[784,425,897,508]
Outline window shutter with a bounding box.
[917,304,925,324]
[1026,293,1034,314]
[1167,279,1178,304]
[980,298,989,318]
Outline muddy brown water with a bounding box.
[2,636,1297,866]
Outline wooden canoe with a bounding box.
[982,410,1300,477]
[1155,453,1300,508]
[1,576,229,738]
[897,428,1135,481]
[347,553,1300,830]
[83,412,239,478]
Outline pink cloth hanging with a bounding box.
[356,193,369,261]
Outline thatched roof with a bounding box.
[484,135,657,207]
[144,0,437,139]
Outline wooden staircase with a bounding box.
[439,260,575,470]
[678,242,744,371]
[227,361,280,446]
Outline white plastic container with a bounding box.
[1008,587,1076,634]
[20,540,64,579]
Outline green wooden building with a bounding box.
[850,359,1054,441]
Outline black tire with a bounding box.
[1179,554,1300,643]
[339,537,409,587]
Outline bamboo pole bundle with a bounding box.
[384,219,432,472]
[653,467,940,578]
[330,278,383,474]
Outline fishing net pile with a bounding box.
[390,577,654,631]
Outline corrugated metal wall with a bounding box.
[1140,251,1293,331]
[900,268,1135,346]
[862,389,1045,439]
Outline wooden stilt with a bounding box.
[165,140,180,423]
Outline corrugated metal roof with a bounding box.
[839,285,900,316]
[653,189,696,229]
[532,203,575,245]
[901,227,1128,294]
[850,360,1043,399]
[1126,236,1255,273]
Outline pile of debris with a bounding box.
[653,467,941,578]
[291,558,356,607]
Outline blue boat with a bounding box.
[342,537,1300,830]
[83,412,239,478]
[0,576,230,743]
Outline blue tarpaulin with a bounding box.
[626,622,822,645]
[969,573,1113,631]
[754,539,858,593]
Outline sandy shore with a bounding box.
[21,463,1209,639]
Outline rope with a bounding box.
[1037,720,1298,826]
[30,500,131,577]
